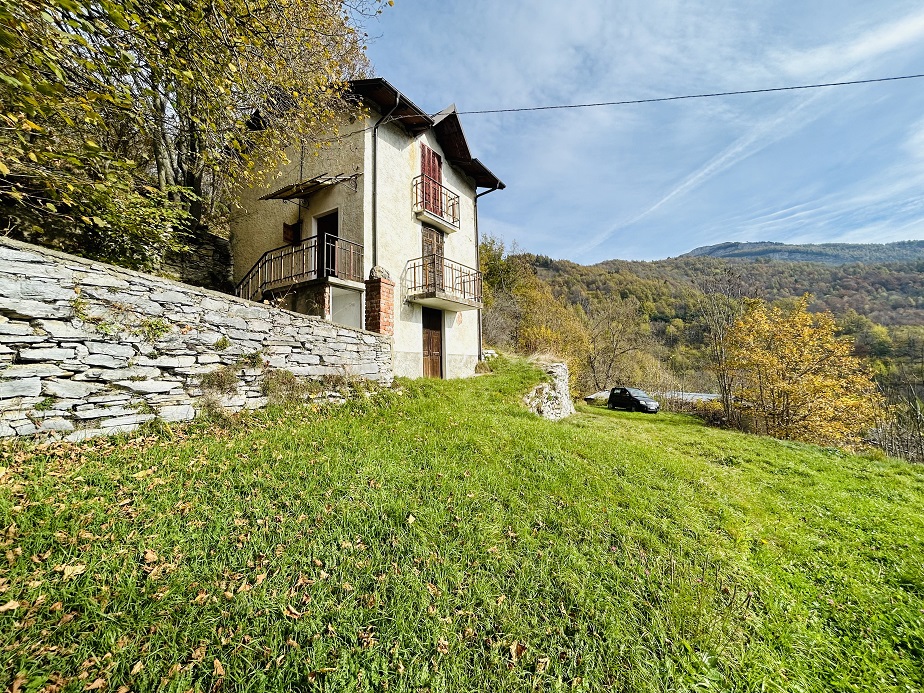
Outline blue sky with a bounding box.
[365,1,924,262]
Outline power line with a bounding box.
[449,73,924,116]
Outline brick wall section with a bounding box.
[364,277,395,336]
[0,238,393,441]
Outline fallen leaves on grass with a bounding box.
[55,563,87,580]
[510,640,526,662]
[284,605,302,619]
[213,659,225,676]
[0,599,20,612]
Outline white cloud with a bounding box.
[369,1,924,261]
[776,8,924,78]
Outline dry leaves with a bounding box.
[510,640,526,662]
[213,659,225,677]
[0,599,20,612]
[55,563,87,580]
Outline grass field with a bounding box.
[2,358,923,692]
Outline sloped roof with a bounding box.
[349,78,505,191]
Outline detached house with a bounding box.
[231,78,504,379]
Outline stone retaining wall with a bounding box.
[0,237,392,441]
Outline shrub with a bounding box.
[199,365,239,394]
[261,368,311,405]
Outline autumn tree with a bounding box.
[0,0,378,269]
[480,237,591,385]
[727,295,882,447]
[694,268,747,422]
[580,295,652,392]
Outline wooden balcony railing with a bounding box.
[406,255,482,305]
[412,175,460,230]
[236,236,363,302]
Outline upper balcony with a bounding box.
[412,175,460,234]
[406,255,482,311]
[236,236,363,303]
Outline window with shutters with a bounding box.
[412,143,460,233]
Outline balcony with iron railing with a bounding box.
[236,236,363,303]
[412,175,461,233]
[406,255,482,311]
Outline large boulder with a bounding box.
[524,361,575,421]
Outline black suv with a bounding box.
[607,387,660,413]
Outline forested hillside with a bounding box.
[536,255,924,326]
[482,238,924,460]
[681,240,924,265]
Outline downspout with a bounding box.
[371,95,400,268]
[474,184,500,362]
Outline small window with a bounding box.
[282,220,302,245]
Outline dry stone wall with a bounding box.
[0,238,392,441]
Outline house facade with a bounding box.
[230,78,504,379]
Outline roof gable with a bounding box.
[348,78,505,191]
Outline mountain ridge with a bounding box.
[679,240,924,265]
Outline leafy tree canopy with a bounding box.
[727,295,882,447]
[0,0,381,270]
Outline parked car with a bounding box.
[607,387,660,413]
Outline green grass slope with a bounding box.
[2,360,923,692]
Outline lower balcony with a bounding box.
[236,236,363,303]
[406,255,482,311]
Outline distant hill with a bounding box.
[529,252,924,326]
[681,240,924,265]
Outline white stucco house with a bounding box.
[230,78,504,379]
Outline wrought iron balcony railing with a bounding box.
[236,236,363,303]
[412,175,460,231]
[406,255,482,306]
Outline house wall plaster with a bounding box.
[230,118,368,287]
[373,121,481,379]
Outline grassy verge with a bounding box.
[1,358,923,692]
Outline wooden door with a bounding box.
[316,211,338,277]
[421,144,443,216]
[422,307,443,379]
[421,227,444,292]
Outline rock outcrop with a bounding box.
[524,361,575,421]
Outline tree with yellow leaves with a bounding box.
[727,295,881,447]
